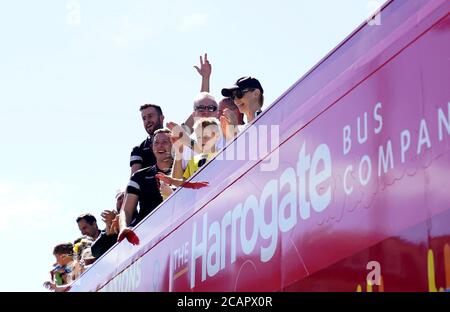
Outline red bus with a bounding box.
[70,0,450,292]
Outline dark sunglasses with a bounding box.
[230,88,253,100]
[194,105,217,112]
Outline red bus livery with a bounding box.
[70,0,450,292]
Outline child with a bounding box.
[43,242,75,291]
[159,117,220,188]
[72,236,94,278]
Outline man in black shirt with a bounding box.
[76,213,101,240]
[90,191,124,258]
[119,128,173,243]
[130,104,165,175]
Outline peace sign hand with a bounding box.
[193,53,211,79]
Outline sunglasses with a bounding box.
[194,105,217,112]
[230,88,253,100]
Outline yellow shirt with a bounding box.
[183,153,216,180]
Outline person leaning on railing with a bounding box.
[90,190,125,258]
[76,213,101,241]
[43,243,76,292]
[221,76,264,134]
[117,129,174,244]
[157,117,220,187]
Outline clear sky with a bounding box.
[0,0,383,291]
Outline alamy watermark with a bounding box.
[172,124,281,172]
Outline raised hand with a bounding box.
[193,53,211,79]
[220,108,240,142]
[166,121,185,135]
[101,210,117,224]
[101,210,117,235]
[167,121,190,154]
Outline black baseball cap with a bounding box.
[221,76,264,97]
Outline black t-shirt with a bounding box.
[130,137,156,168]
[126,165,171,226]
[91,230,117,259]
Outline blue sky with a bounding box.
[0,0,383,291]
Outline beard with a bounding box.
[147,120,163,135]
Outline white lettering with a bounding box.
[400,130,411,163]
[259,179,278,262]
[189,142,333,288]
[357,113,368,144]
[190,213,207,288]
[310,144,332,212]
[298,143,311,219]
[231,204,242,264]
[374,102,383,134]
[438,102,450,141]
[220,211,232,270]
[260,125,280,172]
[359,155,372,186]
[240,196,259,255]
[237,126,258,160]
[207,221,220,277]
[278,168,297,232]
[100,259,142,292]
[417,119,431,154]
[378,140,394,176]
[343,165,354,195]
[343,125,352,155]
